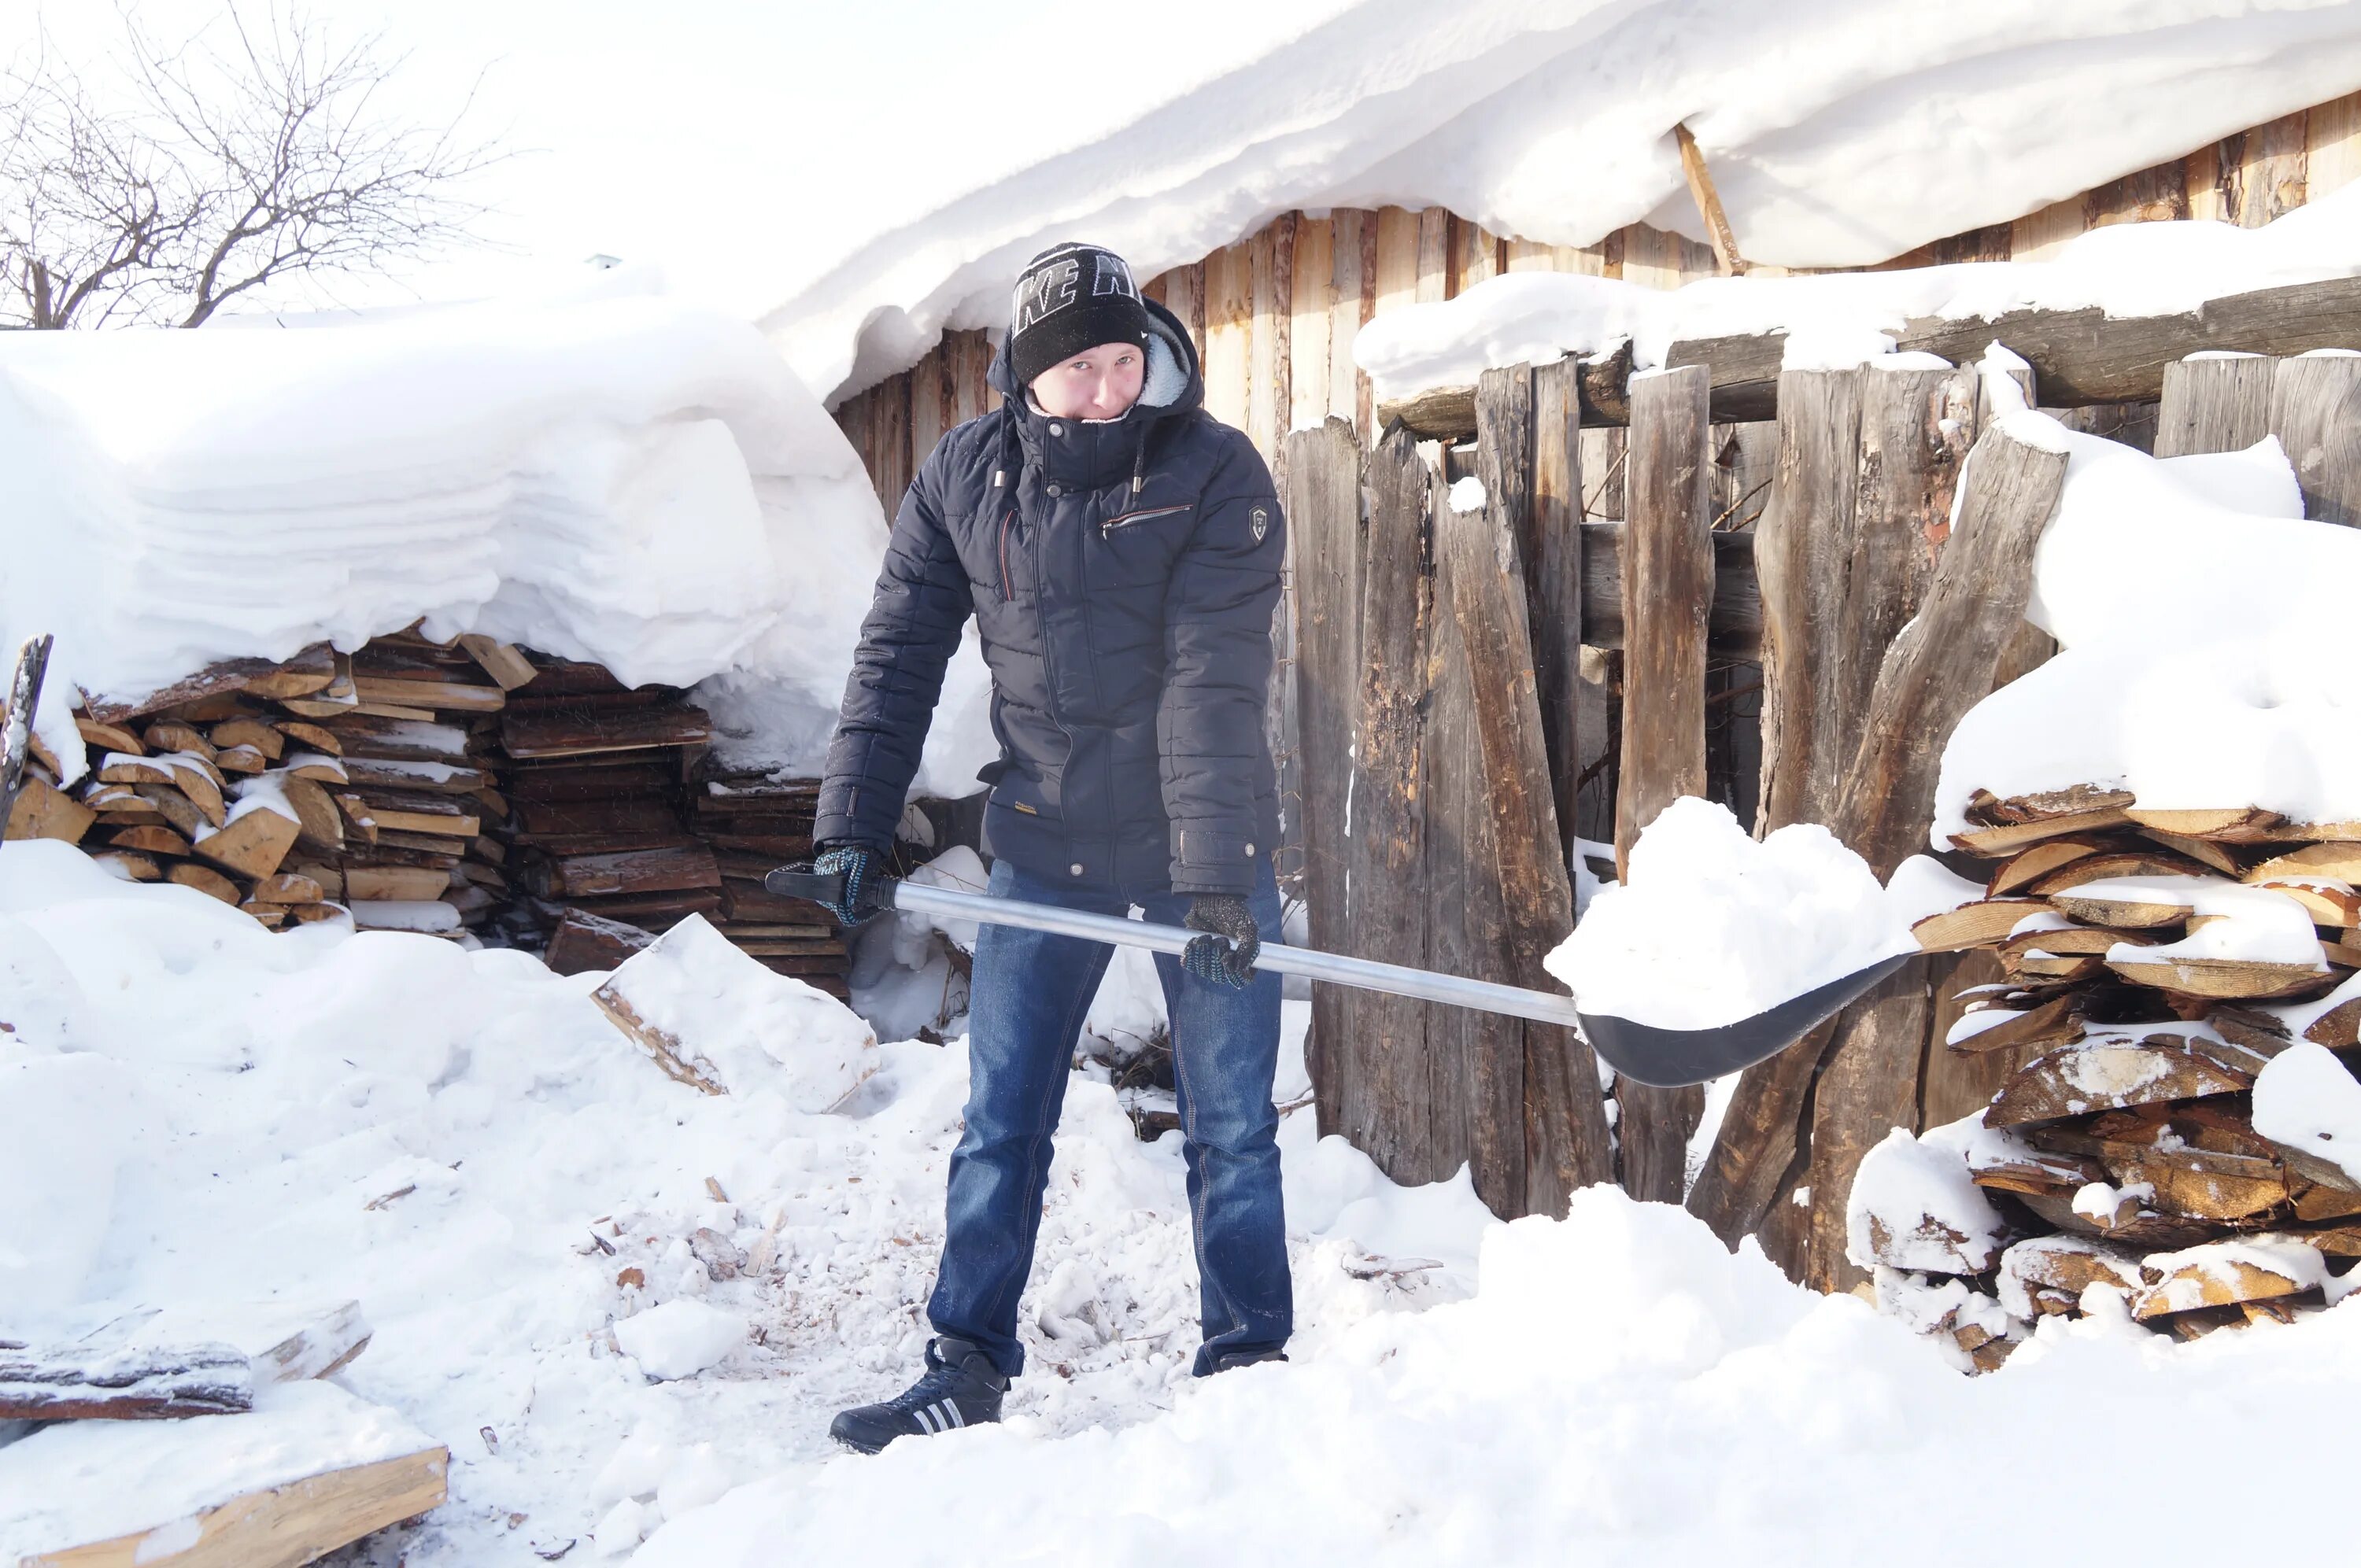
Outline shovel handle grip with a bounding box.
[765,868,848,902]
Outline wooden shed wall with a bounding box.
[835,90,2361,511]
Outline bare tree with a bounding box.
[0,3,505,329]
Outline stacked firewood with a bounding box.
[12,634,521,934]
[6,632,853,996]
[1857,784,2361,1367]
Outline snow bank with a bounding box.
[763,0,2361,401]
[1545,798,1912,1029]
[0,838,1492,1562]
[0,291,992,795]
[639,1177,2361,1566]
[1354,186,2361,397]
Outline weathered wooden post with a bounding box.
[1529,358,1587,862]
[1348,426,1439,1178]
[2153,356,2276,457]
[1284,419,1364,1135]
[2270,355,2361,525]
[1798,363,1975,1292]
[1614,365,1714,1203]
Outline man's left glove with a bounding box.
[1182,895,1261,989]
[810,842,891,927]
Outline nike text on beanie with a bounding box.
[1007,242,1151,389]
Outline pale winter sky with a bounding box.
[4,0,1354,319]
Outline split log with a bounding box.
[131,784,206,841]
[191,809,300,881]
[350,675,506,713]
[84,644,336,725]
[2134,1245,2322,1319]
[341,866,451,902]
[246,873,327,906]
[1984,1039,2256,1126]
[0,1341,249,1421]
[272,721,341,756]
[457,634,538,690]
[5,778,95,845]
[91,851,160,882]
[107,826,192,857]
[1912,899,2049,952]
[206,719,284,760]
[142,722,213,761]
[165,864,242,905]
[75,718,141,755]
[1950,806,2134,856]
[544,911,660,976]
[2001,1235,2145,1315]
[589,983,726,1095]
[1444,419,1614,1214]
[279,777,345,854]
[520,843,721,900]
[2105,954,2333,999]
[212,746,267,776]
[1613,364,1712,1203]
[498,704,711,761]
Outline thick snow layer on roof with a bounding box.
[763,0,2361,402]
[1355,186,2361,398]
[0,285,992,795]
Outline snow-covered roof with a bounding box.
[763,1,2361,405]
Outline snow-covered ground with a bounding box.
[0,840,1488,1565]
[13,827,2361,1565]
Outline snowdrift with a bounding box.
[0,292,992,795]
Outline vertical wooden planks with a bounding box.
[1285,420,1364,1139]
[1451,217,1503,296]
[2222,111,2310,227]
[1351,427,1438,1179]
[2307,90,2361,202]
[1247,218,1294,460]
[907,347,952,477]
[1373,206,1422,322]
[870,373,914,517]
[2271,355,2361,526]
[1336,210,1379,436]
[1753,369,1864,835]
[2153,356,2277,457]
[1529,359,1586,860]
[1615,365,1714,1204]
[2009,192,2088,262]
[942,329,996,425]
[1415,208,1451,303]
[1291,216,1336,437]
[1162,261,1206,363]
[1201,242,1254,434]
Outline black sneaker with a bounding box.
[1204,1346,1289,1374]
[829,1334,1009,1455]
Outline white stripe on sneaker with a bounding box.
[913,1405,939,1435]
[942,1400,965,1430]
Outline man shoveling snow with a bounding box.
[808,242,1291,1451]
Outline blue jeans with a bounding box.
[928,856,1291,1378]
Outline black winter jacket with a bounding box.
[815,297,1284,898]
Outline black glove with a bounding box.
[1182,895,1261,989]
[810,842,890,926]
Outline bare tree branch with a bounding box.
[0,0,507,330]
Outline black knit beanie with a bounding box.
[1007,242,1151,389]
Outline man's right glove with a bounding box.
[810,842,891,927]
[1182,895,1261,989]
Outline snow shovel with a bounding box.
[766,868,1910,1088]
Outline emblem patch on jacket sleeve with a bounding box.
[1250,505,1269,542]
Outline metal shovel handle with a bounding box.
[765,865,1587,1029]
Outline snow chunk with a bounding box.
[614,1300,746,1382]
[597,913,878,1110]
[1546,798,1912,1030]
[1447,474,1487,514]
[1847,1120,2008,1275]
[2252,1042,2361,1184]
[1884,855,1986,928]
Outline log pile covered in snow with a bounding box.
[1860,795,2361,1367]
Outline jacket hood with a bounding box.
[987,294,1203,423]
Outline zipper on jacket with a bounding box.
[1099,504,1192,537]
[996,506,1017,599]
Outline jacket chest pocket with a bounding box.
[1085,503,1192,590]
[972,504,1031,602]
